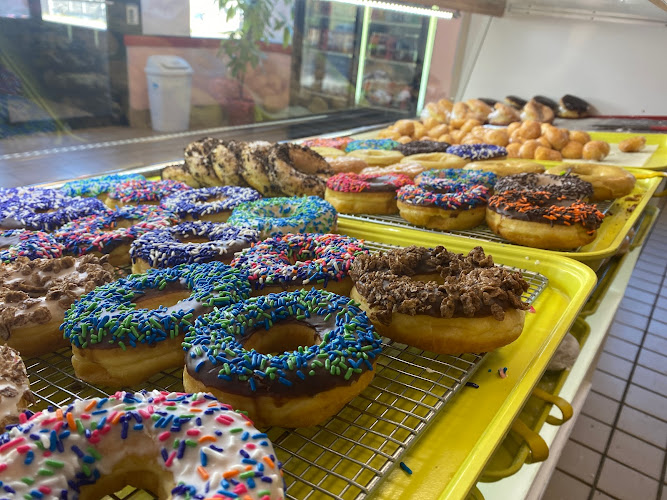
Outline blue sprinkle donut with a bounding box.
[228,196,337,238]
[446,144,507,161]
[130,221,260,273]
[62,262,252,386]
[182,288,383,427]
[0,187,64,207]
[0,193,107,231]
[106,179,191,208]
[0,229,64,262]
[398,181,490,210]
[161,185,262,222]
[60,173,145,198]
[54,205,179,266]
[415,168,497,190]
[345,139,400,152]
[231,233,369,295]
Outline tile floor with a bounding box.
[542,203,667,500]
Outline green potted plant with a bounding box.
[217,0,291,124]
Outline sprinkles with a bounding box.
[107,179,191,205]
[60,173,146,198]
[326,172,414,193]
[345,139,399,152]
[161,185,262,220]
[415,168,497,190]
[446,144,507,161]
[0,229,64,263]
[301,136,353,150]
[397,182,490,210]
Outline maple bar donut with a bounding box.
[210,139,249,186]
[61,173,146,200]
[0,345,34,431]
[161,185,262,222]
[464,159,545,177]
[106,179,191,208]
[231,233,368,296]
[0,255,115,357]
[62,262,251,386]
[325,172,413,214]
[0,390,284,499]
[401,152,469,170]
[0,229,64,263]
[546,164,636,201]
[228,196,337,238]
[183,289,383,428]
[268,143,333,197]
[54,205,179,267]
[349,245,529,354]
[184,136,224,187]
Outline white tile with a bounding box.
[598,458,659,500]
[543,469,591,500]
[607,430,664,480]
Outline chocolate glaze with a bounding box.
[495,173,593,200]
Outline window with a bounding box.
[40,0,107,30]
[190,0,242,38]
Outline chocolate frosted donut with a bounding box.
[395,140,451,156]
[494,172,593,200]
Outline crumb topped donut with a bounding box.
[268,143,333,197]
[161,185,262,222]
[210,140,249,187]
[349,245,529,354]
[0,229,64,263]
[0,345,34,431]
[0,390,284,499]
[106,179,191,208]
[325,172,413,214]
[183,289,383,427]
[184,136,224,187]
[61,173,146,199]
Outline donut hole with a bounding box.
[175,233,210,244]
[132,288,192,310]
[243,321,322,355]
[101,217,140,232]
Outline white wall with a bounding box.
[457,15,667,115]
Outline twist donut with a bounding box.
[546,164,636,201]
[210,140,249,187]
[239,142,284,197]
[268,143,333,197]
[184,137,223,187]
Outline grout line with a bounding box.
[555,467,598,489]
[589,387,624,404]
[607,332,643,347]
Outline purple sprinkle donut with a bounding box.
[161,186,262,221]
[0,229,64,263]
[446,144,507,161]
[130,221,260,271]
[60,173,146,198]
[0,187,64,207]
[106,179,191,206]
[398,181,490,210]
[415,168,497,190]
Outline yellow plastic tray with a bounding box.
[589,132,667,170]
[336,228,596,500]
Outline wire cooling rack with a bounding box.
[23,242,549,500]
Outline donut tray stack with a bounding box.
[22,241,549,500]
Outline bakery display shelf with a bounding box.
[589,131,667,170]
[339,173,662,271]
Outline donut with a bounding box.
[268,143,333,197]
[569,131,592,145]
[210,140,249,187]
[495,172,594,200]
[239,141,284,197]
[0,229,64,263]
[464,159,545,177]
[346,149,404,167]
[0,255,115,357]
[415,168,497,189]
[326,155,368,173]
[360,162,430,179]
[0,390,284,499]
[533,95,559,112]
[0,345,34,431]
[228,196,337,238]
[106,179,191,208]
[487,102,521,126]
[61,173,146,199]
[130,221,260,273]
[546,164,636,201]
[397,178,491,230]
[183,289,382,428]
[325,172,413,214]
[161,185,262,222]
[395,140,451,156]
[447,144,507,161]
[231,233,368,296]
[618,136,646,153]
[349,245,529,354]
[0,187,64,207]
[505,95,527,110]
[345,139,399,152]
[62,262,251,386]
[401,152,469,169]
[558,94,592,119]
[312,146,347,158]
[487,189,605,249]
[161,162,202,188]
[302,136,353,150]
[521,99,555,123]
[184,136,223,187]
[54,205,179,267]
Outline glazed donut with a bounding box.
[360,162,430,179]
[495,172,594,201]
[395,140,451,156]
[325,172,413,214]
[487,189,605,249]
[345,139,400,152]
[560,141,584,159]
[618,136,646,153]
[546,164,636,201]
[302,136,353,150]
[268,143,333,197]
[0,345,34,431]
[487,102,521,126]
[397,177,491,230]
[521,99,555,123]
[581,141,610,161]
[569,131,591,145]
[0,255,115,357]
[349,245,529,353]
[558,94,592,119]
[161,185,261,222]
[401,152,469,169]
[312,146,347,158]
[464,159,545,177]
[414,167,497,189]
[210,140,249,187]
[183,289,382,428]
[61,173,145,199]
[184,137,223,187]
[0,229,64,263]
[238,141,284,197]
[0,390,284,499]
[63,262,251,386]
[505,95,527,110]
[54,205,179,266]
[161,162,202,188]
[231,233,368,296]
[130,221,259,273]
[228,196,337,238]
[106,179,191,208]
[326,155,368,173]
[484,128,511,147]
[347,149,404,167]
[447,144,507,161]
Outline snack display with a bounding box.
[106,179,191,208]
[62,262,251,386]
[0,345,34,431]
[0,390,285,499]
[161,185,262,222]
[349,246,529,353]
[183,289,383,427]
[545,164,636,201]
[325,172,414,214]
[401,152,469,169]
[0,229,64,263]
[464,159,545,177]
[60,173,146,199]
[160,162,201,188]
[346,149,404,167]
[130,221,260,273]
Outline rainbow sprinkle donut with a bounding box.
[60,173,146,198]
[231,233,368,295]
[130,221,260,273]
[398,181,490,210]
[301,136,353,150]
[0,229,64,263]
[161,185,262,222]
[446,144,507,161]
[106,179,191,207]
[415,168,497,190]
[0,390,284,499]
[54,205,179,266]
[345,139,400,152]
[183,288,383,427]
[228,196,337,238]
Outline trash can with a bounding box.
[145,56,193,132]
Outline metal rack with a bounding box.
[23,242,548,500]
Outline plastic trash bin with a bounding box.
[145,55,193,132]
